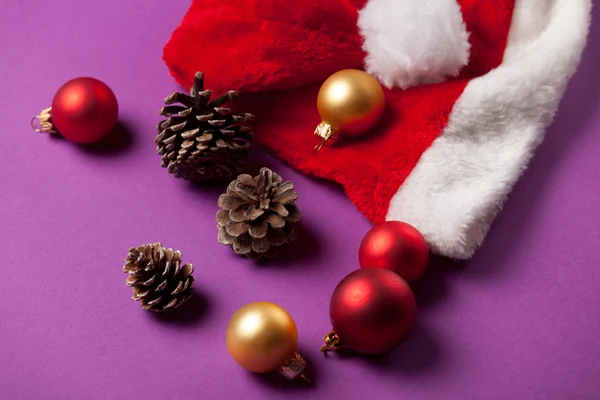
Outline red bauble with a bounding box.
[50,77,118,144]
[326,269,416,355]
[359,221,429,283]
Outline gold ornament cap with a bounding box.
[278,351,311,382]
[320,330,345,352]
[314,122,338,153]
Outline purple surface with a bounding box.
[1,1,599,399]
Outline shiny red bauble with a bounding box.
[51,77,118,144]
[359,221,429,283]
[328,268,416,355]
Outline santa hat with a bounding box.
[164,0,591,259]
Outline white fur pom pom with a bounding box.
[358,0,471,90]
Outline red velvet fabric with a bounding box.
[164,0,516,223]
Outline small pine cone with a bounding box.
[155,71,254,182]
[123,243,194,312]
[217,167,301,259]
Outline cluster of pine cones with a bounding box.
[129,73,303,311]
[154,71,301,258]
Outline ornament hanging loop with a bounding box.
[31,107,57,134]
[30,116,42,133]
[314,139,325,154]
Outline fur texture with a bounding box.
[387,0,591,258]
[162,0,592,260]
[358,0,471,89]
[164,0,513,226]
[164,0,368,94]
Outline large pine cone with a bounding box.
[123,243,194,312]
[217,168,301,259]
[155,72,254,182]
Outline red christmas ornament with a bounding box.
[359,221,429,283]
[32,77,118,144]
[321,268,416,355]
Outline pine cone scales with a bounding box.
[217,168,301,259]
[123,243,194,312]
[156,72,254,182]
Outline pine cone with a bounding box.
[216,168,301,259]
[155,72,254,182]
[123,243,194,312]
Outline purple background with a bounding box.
[1,1,599,399]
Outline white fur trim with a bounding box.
[357,0,470,90]
[386,0,591,259]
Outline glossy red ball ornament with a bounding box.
[359,221,429,283]
[33,77,118,144]
[321,268,416,355]
[51,77,118,144]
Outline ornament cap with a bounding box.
[31,107,57,134]
[320,330,344,352]
[314,121,337,153]
[277,351,310,382]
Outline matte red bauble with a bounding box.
[321,268,416,355]
[32,77,118,144]
[359,221,429,283]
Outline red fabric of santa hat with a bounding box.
[164,0,591,259]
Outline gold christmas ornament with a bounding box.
[226,301,310,382]
[314,69,385,153]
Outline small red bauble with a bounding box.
[321,268,416,355]
[33,77,118,144]
[359,221,429,283]
[52,77,118,144]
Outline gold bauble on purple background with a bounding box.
[226,301,309,381]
